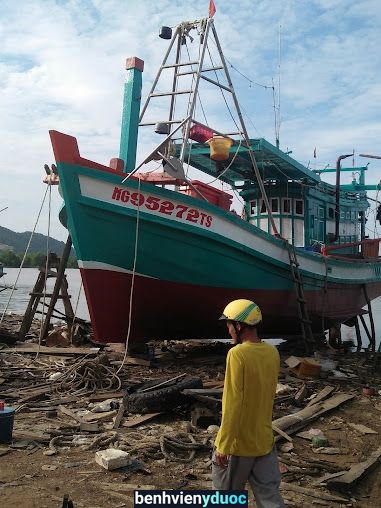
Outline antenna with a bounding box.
[277,25,281,148]
[274,25,281,149]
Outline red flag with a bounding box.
[209,0,216,17]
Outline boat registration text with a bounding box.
[111,186,213,227]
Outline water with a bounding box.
[0,268,89,321]
[0,268,380,347]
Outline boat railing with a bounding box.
[321,238,381,259]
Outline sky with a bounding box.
[1,0,381,241]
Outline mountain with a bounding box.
[0,225,68,255]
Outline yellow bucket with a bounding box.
[207,136,233,161]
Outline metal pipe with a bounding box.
[334,153,353,242]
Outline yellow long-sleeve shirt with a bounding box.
[214,341,280,457]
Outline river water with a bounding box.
[0,268,380,347]
[0,268,89,321]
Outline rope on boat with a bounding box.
[0,186,50,327]
[116,175,142,375]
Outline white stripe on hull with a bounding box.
[78,260,156,278]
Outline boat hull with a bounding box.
[80,266,381,343]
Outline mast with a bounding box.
[127,18,280,236]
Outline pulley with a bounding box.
[159,26,172,40]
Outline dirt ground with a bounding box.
[1,342,381,507]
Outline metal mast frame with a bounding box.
[126,18,280,236]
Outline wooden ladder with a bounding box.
[285,241,314,353]
[18,237,74,341]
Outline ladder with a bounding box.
[18,237,74,341]
[285,241,314,353]
[127,17,280,236]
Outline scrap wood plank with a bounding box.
[18,387,52,404]
[0,346,99,355]
[312,471,347,486]
[273,393,354,438]
[307,385,335,407]
[348,423,377,434]
[12,430,50,443]
[203,381,224,389]
[280,482,348,503]
[58,405,83,423]
[327,445,381,490]
[122,412,161,428]
[87,392,124,402]
[35,395,80,407]
[112,403,125,429]
[82,410,117,422]
[272,424,293,443]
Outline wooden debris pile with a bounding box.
[0,342,381,507]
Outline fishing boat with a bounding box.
[49,17,381,350]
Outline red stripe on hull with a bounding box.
[80,268,381,343]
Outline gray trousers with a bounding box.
[212,447,285,508]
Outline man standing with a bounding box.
[213,299,284,508]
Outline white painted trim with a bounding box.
[78,260,157,278]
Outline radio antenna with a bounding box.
[275,24,281,148]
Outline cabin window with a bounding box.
[281,218,292,243]
[249,200,257,216]
[294,199,304,216]
[294,219,304,247]
[260,199,267,214]
[340,211,345,220]
[271,198,279,213]
[346,211,351,220]
[328,207,334,219]
[282,198,291,215]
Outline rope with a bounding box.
[206,44,241,133]
[36,183,52,359]
[53,355,122,394]
[0,186,49,327]
[116,176,142,375]
[69,280,83,344]
[119,432,211,463]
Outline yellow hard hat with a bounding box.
[220,299,262,326]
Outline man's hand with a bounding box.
[214,450,229,468]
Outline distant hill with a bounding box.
[0,226,68,255]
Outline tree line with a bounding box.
[0,250,78,268]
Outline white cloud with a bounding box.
[0,0,380,241]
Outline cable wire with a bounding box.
[36,183,52,359]
[0,186,49,326]
[116,176,142,375]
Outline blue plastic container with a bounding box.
[0,407,15,443]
